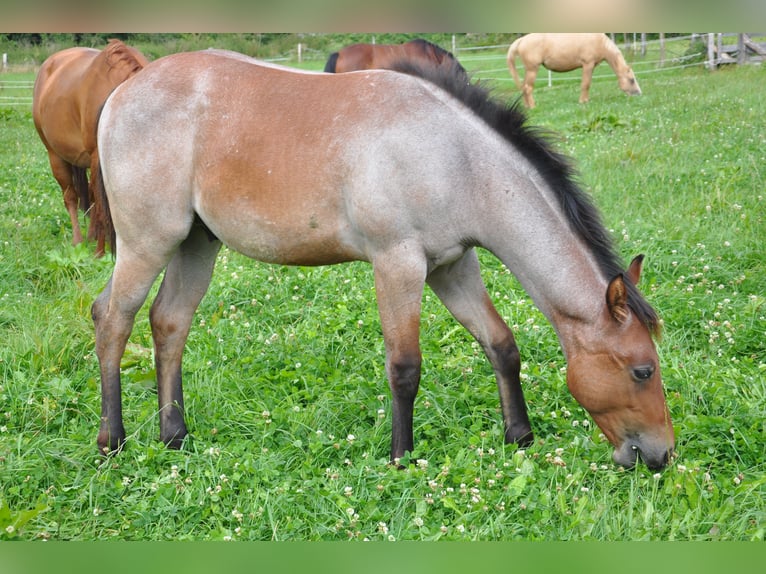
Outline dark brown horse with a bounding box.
[324,38,469,81]
[93,50,674,470]
[32,39,148,255]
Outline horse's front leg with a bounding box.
[427,251,533,447]
[373,248,427,463]
[579,63,595,103]
[150,225,220,448]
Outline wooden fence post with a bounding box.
[737,34,746,64]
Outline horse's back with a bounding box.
[99,51,491,266]
[33,47,99,111]
[33,47,100,158]
[333,43,375,72]
[518,33,609,69]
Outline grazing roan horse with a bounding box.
[32,39,148,255]
[324,38,469,81]
[507,33,642,108]
[92,49,674,470]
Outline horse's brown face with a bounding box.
[565,267,673,470]
[618,68,642,96]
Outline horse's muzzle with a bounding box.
[613,438,673,471]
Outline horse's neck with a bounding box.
[478,176,608,353]
[603,39,629,73]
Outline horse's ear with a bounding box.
[626,254,644,285]
[606,273,630,324]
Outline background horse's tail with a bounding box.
[90,151,115,255]
[71,165,90,213]
[324,52,339,73]
[506,38,523,89]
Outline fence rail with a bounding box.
[2,33,763,108]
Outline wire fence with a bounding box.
[2,33,763,108]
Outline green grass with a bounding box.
[0,41,764,541]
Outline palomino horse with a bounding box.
[32,39,148,255]
[324,38,469,81]
[507,33,642,108]
[93,50,674,469]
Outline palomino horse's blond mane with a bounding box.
[507,33,641,108]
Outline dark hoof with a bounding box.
[97,437,126,457]
[161,429,188,450]
[97,426,126,457]
[506,428,534,448]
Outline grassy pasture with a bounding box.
[0,41,764,541]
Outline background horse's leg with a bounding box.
[149,224,221,448]
[46,152,83,245]
[427,250,533,446]
[522,65,539,108]
[92,249,168,454]
[579,62,596,103]
[373,247,428,463]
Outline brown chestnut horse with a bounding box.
[32,39,148,255]
[324,38,469,81]
[507,33,642,108]
[93,50,674,469]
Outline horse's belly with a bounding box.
[542,57,579,73]
[197,203,365,266]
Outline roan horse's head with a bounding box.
[565,256,673,470]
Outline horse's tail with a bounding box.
[72,165,90,213]
[90,150,115,255]
[506,37,523,89]
[324,52,339,73]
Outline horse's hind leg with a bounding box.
[427,250,533,446]
[149,222,221,448]
[522,65,539,108]
[47,152,83,245]
[373,247,428,463]
[92,249,169,454]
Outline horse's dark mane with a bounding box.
[389,59,660,335]
[407,39,470,81]
[408,39,457,64]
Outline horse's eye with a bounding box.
[632,365,654,382]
